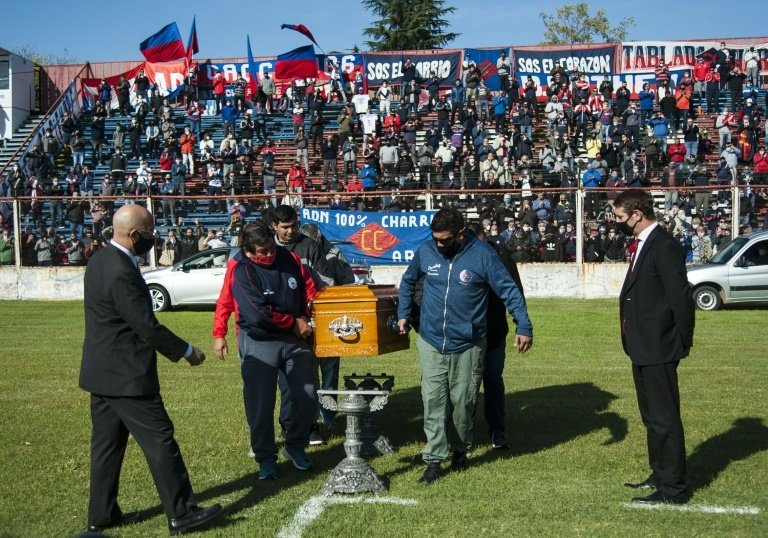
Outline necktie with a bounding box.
[627,238,640,272]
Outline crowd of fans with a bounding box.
[1,45,767,267]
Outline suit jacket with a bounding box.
[620,226,695,365]
[79,246,188,396]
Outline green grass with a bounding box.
[0,299,766,537]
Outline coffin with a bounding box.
[311,285,410,357]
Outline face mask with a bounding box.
[131,231,155,255]
[566,227,573,233]
[250,247,276,267]
[523,226,531,232]
[697,232,705,238]
[538,227,546,233]
[435,235,462,259]
[618,213,638,236]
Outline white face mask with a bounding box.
[523,226,531,232]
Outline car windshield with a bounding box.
[181,249,229,270]
[708,236,749,265]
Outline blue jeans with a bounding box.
[482,341,506,437]
[521,125,532,139]
[69,222,83,237]
[238,332,317,464]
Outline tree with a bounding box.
[363,0,459,51]
[9,44,80,65]
[540,3,635,45]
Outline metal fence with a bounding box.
[0,184,763,269]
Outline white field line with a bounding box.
[278,495,418,538]
[622,502,762,515]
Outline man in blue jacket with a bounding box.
[397,208,533,484]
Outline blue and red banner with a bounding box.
[300,209,435,265]
[275,45,319,80]
[185,16,199,69]
[512,44,619,99]
[464,48,510,91]
[140,22,187,63]
[363,50,462,87]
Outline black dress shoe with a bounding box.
[86,511,141,532]
[168,504,223,535]
[624,475,656,490]
[632,490,688,505]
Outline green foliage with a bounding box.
[363,0,459,51]
[9,43,80,65]
[0,300,766,536]
[540,2,635,45]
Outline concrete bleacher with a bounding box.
[17,86,768,234]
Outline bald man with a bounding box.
[79,205,222,535]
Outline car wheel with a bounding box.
[694,285,722,311]
[148,285,170,312]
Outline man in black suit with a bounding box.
[79,204,222,535]
[614,189,695,505]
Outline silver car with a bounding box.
[143,247,373,312]
[687,230,768,311]
[143,247,236,312]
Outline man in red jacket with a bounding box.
[693,58,710,103]
[226,221,319,480]
[753,145,768,184]
[667,138,687,164]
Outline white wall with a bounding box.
[0,51,34,140]
[0,263,629,302]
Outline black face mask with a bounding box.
[435,235,463,259]
[618,214,638,237]
[131,231,155,255]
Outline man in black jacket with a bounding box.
[79,204,221,534]
[614,189,695,505]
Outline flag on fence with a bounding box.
[280,23,320,48]
[275,45,318,80]
[140,22,186,63]
[185,16,199,70]
[246,35,259,100]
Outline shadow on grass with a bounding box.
[688,417,768,494]
[475,382,628,463]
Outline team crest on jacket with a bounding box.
[459,269,472,283]
[288,277,298,289]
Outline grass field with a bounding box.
[0,299,766,537]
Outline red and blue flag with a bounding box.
[140,22,186,63]
[275,45,319,80]
[246,35,259,99]
[280,23,320,48]
[185,16,199,68]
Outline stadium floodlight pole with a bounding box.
[13,198,21,270]
[575,186,584,266]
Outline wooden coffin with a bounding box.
[311,285,409,357]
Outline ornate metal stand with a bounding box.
[344,373,395,456]
[318,389,390,495]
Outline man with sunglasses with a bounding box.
[397,207,533,484]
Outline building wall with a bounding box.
[0,264,627,302]
[0,52,35,139]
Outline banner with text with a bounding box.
[511,44,619,99]
[363,50,461,87]
[300,208,435,265]
[20,81,82,176]
[619,39,768,95]
[464,48,510,91]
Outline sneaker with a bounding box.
[451,452,469,472]
[308,424,324,446]
[491,432,510,450]
[258,461,278,480]
[282,447,314,470]
[418,462,442,484]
